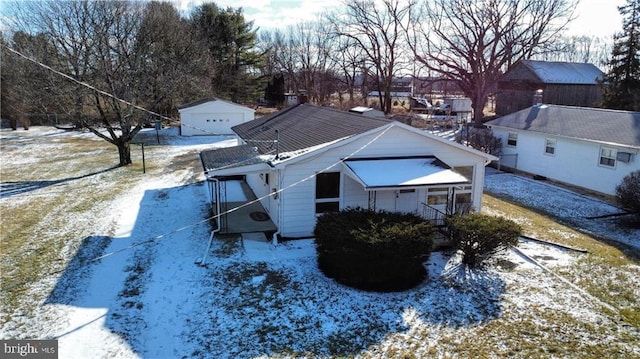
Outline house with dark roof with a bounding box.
[486,104,640,196]
[178,98,254,136]
[496,60,604,116]
[200,104,496,241]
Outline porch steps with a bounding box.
[240,232,276,261]
[432,229,453,251]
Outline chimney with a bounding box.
[533,89,543,106]
[298,90,307,104]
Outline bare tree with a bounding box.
[408,0,577,126]
[258,20,339,104]
[330,34,367,106]
[4,1,213,165]
[534,35,612,67]
[135,1,209,116]
[331,0,414,113]
[288,21,333,102]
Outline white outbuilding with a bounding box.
[178,98,255,136]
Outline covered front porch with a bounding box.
[341,157,474,226]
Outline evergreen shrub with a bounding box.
[314,207,434,291]
[616,170,640,223]
[446,213,522,267]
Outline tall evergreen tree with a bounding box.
[191,4,266,104]
[264,74,285,107]
[601,0,640,111]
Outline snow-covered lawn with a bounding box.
[1,127,638,358]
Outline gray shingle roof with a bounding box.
[520,60,603,84]
[486,105,640,148]
[178,97,252,110]
[200,144,266,172]
[232,104,393,154]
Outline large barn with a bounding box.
[495,60,604,116]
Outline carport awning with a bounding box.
[342,157,469,190]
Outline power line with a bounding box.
[86,125,393,263]
[2,42,393,268]
[3,45,281,138]
[2,44,173,122]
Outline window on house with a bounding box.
[427,187,449,206]
[315,172,340,213]
[545,138,556,155]
[599,147,617,168]
[507,132,518,147]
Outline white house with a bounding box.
[200,104,496,240]
[486,104,640,196]
[178,98,255,136]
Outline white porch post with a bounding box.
[368,190,377,211]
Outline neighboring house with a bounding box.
[496,60,604,116]
[200,104,496,240]
[486,104,640,196]
[178,98,255,136]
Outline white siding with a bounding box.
[343,175,369,208]
[179,101,254,136]
[276,125,489,237]
[245,172,270,205]
[493,128,640,195]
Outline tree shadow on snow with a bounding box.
[0,166,119,199]
[45,182,209,357]
[187,250,506,358]
[44,180,506,358]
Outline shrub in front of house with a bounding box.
[616,170,640,223]
[446,213,522,267]
[314,207,435,292]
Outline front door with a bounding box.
[395,189,418,214]
[426,187,451,214]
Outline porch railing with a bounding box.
[421,202,448,227]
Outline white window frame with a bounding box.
[544,138,556,156]
[507,132,518,147]
[599,147,617,168]
[315,172,341,214]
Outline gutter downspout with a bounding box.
[270,167,284,246]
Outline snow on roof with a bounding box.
[178,97,254,111]
[486,104,640,148]
[343,157,469,190]
[349,106,375,113]
[521,60,603,84]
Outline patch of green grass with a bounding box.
[438,306,635,358]
[0,135,140,326]
[483,194,640,328]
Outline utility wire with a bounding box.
[1,44,393,272]
[2,44,172,122]
[86,125,393,263]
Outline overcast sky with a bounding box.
[175,0,625,38]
